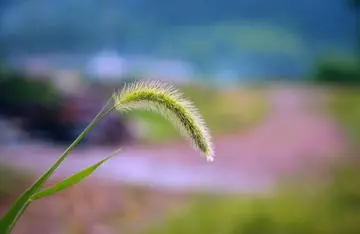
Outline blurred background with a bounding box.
[0,0,360,233]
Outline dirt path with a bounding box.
[0,87,346,194]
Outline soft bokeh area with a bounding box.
[1,0,360,233]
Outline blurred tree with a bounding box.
[348,0,360,56]
[309,0,360,85]
[155,22,307,77]
[0,0,356,79]
[0,0,11,57]
[311,53,360,85]
[0,68,60,116]
[0,0,354,54]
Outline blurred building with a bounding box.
[86,49,125,82]
[87,50,194,84]
[6,50,195,85]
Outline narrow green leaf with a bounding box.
[0,98,114,234]
[31,149,120,200]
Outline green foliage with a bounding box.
[349,0,360,8]
[31,151,119,200]
[0,96,115,233]
[311,55,360,85]
[0,80,213,233]
[327,88,360,144]
[0,165,33,201]
[157,22,306,60]
[0,68,59,108]
[144,166,360,234]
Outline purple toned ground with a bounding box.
[0,86,347,194]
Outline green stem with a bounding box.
[0,97,115,233]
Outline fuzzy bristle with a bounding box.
[113,80,214,162]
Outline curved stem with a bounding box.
[0,97,116,233]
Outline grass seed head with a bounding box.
[113,80,214,162]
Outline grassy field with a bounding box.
[5,166,360,234]
[0,165,34,202]
[0,173,189,234]
[125,84,269,143]
[139,85,360,234]
[325,87,360,146]
[2,85,359,234]
[142,164,360,234]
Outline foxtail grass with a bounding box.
[0,80,214,233]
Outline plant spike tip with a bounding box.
[113,80,215,162]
